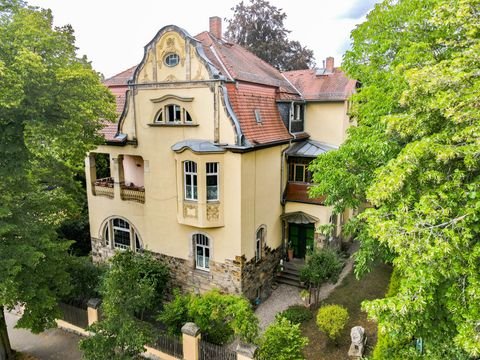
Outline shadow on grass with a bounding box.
[301,262,392,360]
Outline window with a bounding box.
[255,227,265,262]
[194,234,210,271]
[290,103,304,133]
[103,217,142,252]
[154,104,193,124]
[254,109,262,124]
[288,158,312,183]
[206,162,219,201]
[164,53,180,67]
[293,104,303,121]
[184,161,198,200]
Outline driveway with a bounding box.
[5,310,83,360]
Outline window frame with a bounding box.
[194,234,210,271]
[184,161,198,201]
[164,53,180,67]
[255,227,265,262]
[103,217,142,252]
[206,162,219,202]
[154,104,193,124]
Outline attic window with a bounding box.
[254,109,262,124]
[164,53,180,67]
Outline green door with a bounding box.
[289,223,315,258]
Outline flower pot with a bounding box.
[287,248,294,261]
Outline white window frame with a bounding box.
[255,227,265,262]
[206,162,219,202]
[184,161,198,201]
[164,53,180,67]
[194,234,210,271]
[103,217,142,252]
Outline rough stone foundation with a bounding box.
[91,237,281,301]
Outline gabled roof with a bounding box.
[286,139,338,158]
[195,31,300,99]
[283,68,356,101]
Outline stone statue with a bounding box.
[348,326,366,359]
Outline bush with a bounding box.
[277,305,313,324]
[316,304,349,343]
[62,256,105,305]
[300,248,344,305]
[257,317,308,360]
[157,289,191,336]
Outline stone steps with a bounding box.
[275,261,304,288]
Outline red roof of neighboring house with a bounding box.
[98,121,118,142]
[103,66,136,87]
[283,68,356,101]
[225,82,291,145]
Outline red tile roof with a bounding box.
[225,82,291,145]
[98,121,117,142]
[283,68,356,101]
[103,66,136,87]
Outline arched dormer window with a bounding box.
[103,217,142,252]
[153,104,193,124]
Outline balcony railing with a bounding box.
[284,182,325,205]
[93,177,114,199]
[120,184,145,203]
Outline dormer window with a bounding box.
[290,103,304,133]
[254,109,262,124]
[154,104,193,124]
[164,53,180,67]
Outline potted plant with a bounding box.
[287,241,294,261]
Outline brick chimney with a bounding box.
[209,16,222,39]
[326,57,334,73]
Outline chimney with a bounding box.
[209,16,222,39]
[326,57,334,73]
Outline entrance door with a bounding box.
[289,223,314,259]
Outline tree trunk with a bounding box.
[0,307,14,360]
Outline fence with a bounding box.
[58,302,89,329]
[199,339,236,360]
[151,332,184,359]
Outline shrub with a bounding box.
[316,304,349,343]
[157,289,191,336]
[62,256,105,305]
[277,305,313,324]
[300,248,344,305]
[257,317,308,360]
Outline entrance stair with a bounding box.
[275,259,305,288]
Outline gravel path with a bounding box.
[255,244,357,332]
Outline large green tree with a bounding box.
[225,0,315,71]
[0,1,115,358]
[309,0,480,357]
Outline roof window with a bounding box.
[254,109,262,124]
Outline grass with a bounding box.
[301,262,392,360]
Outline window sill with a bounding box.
[148,123,199,127]
[194,268,211,276]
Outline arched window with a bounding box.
[255,226,266,262]
[184,161,197,201]
[153,104,193,124]
[193,234,210,271]
[103,217,142,252]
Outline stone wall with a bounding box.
[241,245,283,301]
[91,236,280,301]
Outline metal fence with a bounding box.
[199,339,236,360]
[151,332,184,359]
[58,302,89,329]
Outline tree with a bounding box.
[225,0,315,71]
[257,317,308,360]
[80,251,169,359]
[158,289,259,345]
[300,248,343,305]
[309,0,480,357]
[0,1,116,357]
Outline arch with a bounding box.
[192,232,212,271]
[99,216,143,252]
[255,224,267,262]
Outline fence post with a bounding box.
[181,322,201,360]
[236,343,258,360]
[87,298,102,326]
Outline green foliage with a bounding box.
[225,0,315,71]
[310,0,480,356]
[158,289,258,345]
[300,248,343,305]
[80,251,169,359]
[61,256,105,304]
[277,305,313,324]
[0,1,115,353]
[316,304,349,342]
[257,317,308,360]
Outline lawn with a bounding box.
[301,262,392,360]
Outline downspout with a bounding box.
[280,101,297,256]
[129,82,138,147]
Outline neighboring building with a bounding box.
[86,17,356,300]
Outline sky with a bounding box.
[27,0,380,79]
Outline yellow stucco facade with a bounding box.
[86,24,353,299]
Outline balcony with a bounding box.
[284,182,325,205]
[93,177,114,199]
[120,184,145,204]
